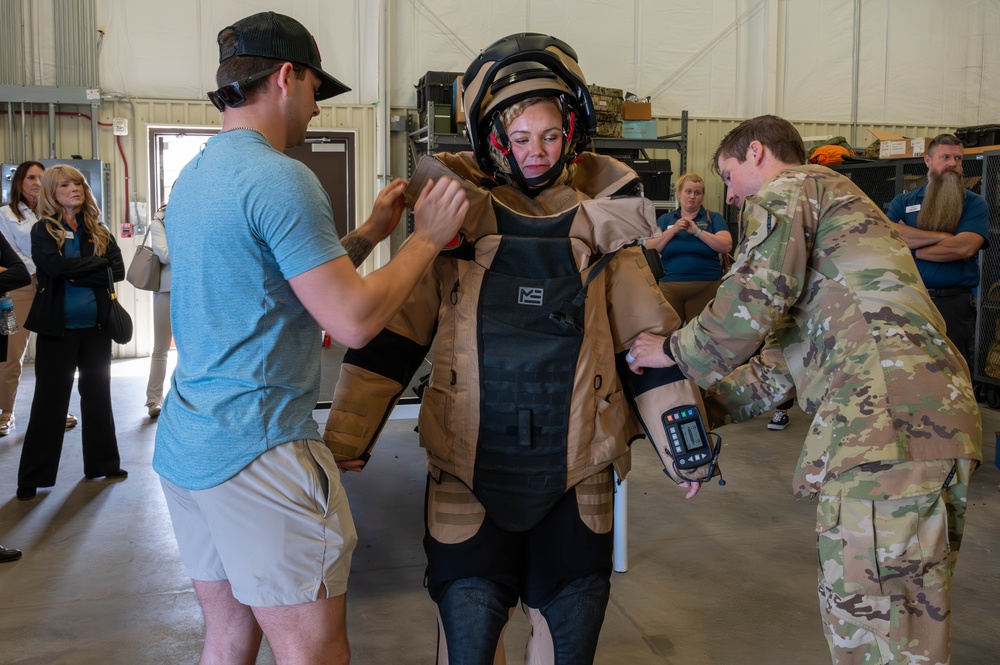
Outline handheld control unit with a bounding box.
[660,406,715,470]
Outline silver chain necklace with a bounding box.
[220,126,265,139]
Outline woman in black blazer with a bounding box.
[16,165,127,500]
[0,232,30,558]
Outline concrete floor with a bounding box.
[1,353,998,664]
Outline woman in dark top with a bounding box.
[0,232,31,557]
[645,173,732,322]
[16,165,127,500]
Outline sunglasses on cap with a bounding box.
[208,64,320,111]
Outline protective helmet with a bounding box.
[462,33,597,190]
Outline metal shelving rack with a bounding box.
[406,104,472,158]
[829,155,985,212]
[973,150,1000,405]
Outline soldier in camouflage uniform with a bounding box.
[628,115,982,665]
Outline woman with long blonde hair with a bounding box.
[0,161,80,436]
[16,165,127,500]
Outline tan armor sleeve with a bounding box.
[323,261,445,463]
[324,363,405,462]
[605,246,719,484]
[634,380,719,484]
[604,246,680,347]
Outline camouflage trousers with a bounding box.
[816,459,974,665]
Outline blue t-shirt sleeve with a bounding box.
[251,163,346,280]
[886,193,906,223]
[709,211,728,233]
[960,193,989,247]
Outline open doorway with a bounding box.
[148,126,357,231]
[148,127,216,214]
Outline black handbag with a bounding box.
[106,267,133,344]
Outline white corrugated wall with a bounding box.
[651,116,955,211]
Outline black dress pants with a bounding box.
[17,328,120,487]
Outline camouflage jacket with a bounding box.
[669,165,982,498]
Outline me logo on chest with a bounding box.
[518,287,544,306]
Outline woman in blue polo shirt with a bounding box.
[647,173,732,322]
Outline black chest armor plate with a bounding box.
[473,204,587,532]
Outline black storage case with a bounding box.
[631,158,673,201]
[956,124,1000,148]
[417,71,462,128]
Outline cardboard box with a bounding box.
[622,101,652,120]
[962,144,1000,156]
[868,129,932,160]
[453,75,465,124]
[622,120,658,140]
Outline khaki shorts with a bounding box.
[160,439,358,608]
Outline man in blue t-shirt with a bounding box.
[887,134,988,367]
[153,12,468,665]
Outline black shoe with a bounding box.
[0,545,22,563]
[16,486,36,500]
[767,411,790,431]
[85,468,128,480]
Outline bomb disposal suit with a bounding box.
[325,34,715,665]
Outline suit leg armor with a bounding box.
[426,471,613,665]
[435,577,519,665]
[522,572,611,665]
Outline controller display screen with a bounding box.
[680,420,704,452]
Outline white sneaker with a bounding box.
[767,410,790,430]
[0,412,14,436]
[65,414,78,430]
[147,404,161,418]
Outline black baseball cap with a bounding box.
[218,11,350,100]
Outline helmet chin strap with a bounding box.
[489,112,574,195]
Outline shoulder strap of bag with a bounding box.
[139,222,153,248]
